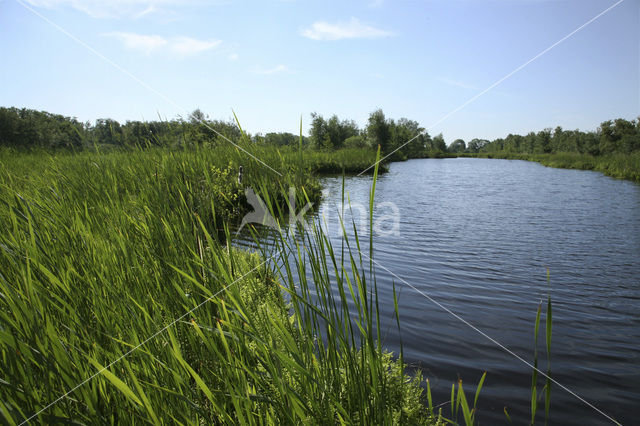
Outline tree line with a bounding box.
[308,109,448,159]
[475,119,640,156]
[1,106,638,158]
[0,107,245,150]
[0,107,448,159]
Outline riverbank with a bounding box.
[0,147,440,424]
[463,151,640,183]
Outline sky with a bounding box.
[1,0,638,143]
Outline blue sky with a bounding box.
[1,0,638,143]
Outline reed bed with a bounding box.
[0,146,440,424]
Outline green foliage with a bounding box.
[366,108,392,153]
[297,147,385,174]
[363,110,440,160]
[599,118,640,154]
[448,139,466,153]
[0,106,458,166]
[391,117,433,159]
[309,112,359,149]
[435,372,486,426]
[528,271,553,426]
[466,138,489,153]
[480,117,640,157]
[0,146,437,424]
[0,107,245,150]
[431,133,447,153]
[261,131,300,147]
[344,134,367,149]
[472,117,640,182]
[0,107,85,149]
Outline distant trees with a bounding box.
[534,129,552,153]
[253,132,310,146]
[344,135,367,148]
[431,133,447,153]
[263,132,297,146]
[365,109,391,152]
[93,119,123,146]
[466,138,490,153]
[508,137,522,152]
[599,119,640,154]
[448,139,466,153]
[182,109,243,147]
[362,110,433,159]
[0,107,84,149]
[2,106,638,160]
[308,109,437,159]
[309,113,359,149]
[0,107,249,150]
[392,118,431,158]
[479,117,640,156]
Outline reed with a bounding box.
[0,146,434,424]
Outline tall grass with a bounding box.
[529,270,553,425]
[0,146,435,424]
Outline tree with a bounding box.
[0,107,86,149]
[551,126,568,152]
[448,139,466,153]
[522,132,536,153]
[326,115,357,149]
[264,132,297,146]
[534,129,552,153]
[596,119,639,154]
[344,135,367,148]
[366,109,391,153]
[188,108,207,124]
[502,134,522,152]
[391,118,429,158]
[183,109,209,145]
[468,138,490,153]
[431,133,447,152]
[310,113,329,149]
[94,119,123,146]
[310,113,359,149]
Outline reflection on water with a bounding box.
[236,158,640,425]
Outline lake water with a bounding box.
[241,158,640,425]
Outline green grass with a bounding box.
[284,146,389,174]
[0,146,440,424]
[474,151,640,182]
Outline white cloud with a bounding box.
[255,64,289,75]
[105,32,220,56]
[228,53,239,61]
[25,0,182,19]
[106,32,167,54]
[301,17,393,41]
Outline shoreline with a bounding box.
[457,152,640,183]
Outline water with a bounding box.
[240,158,640,425]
